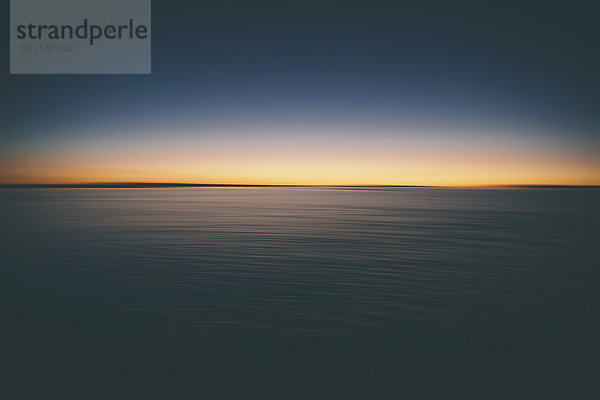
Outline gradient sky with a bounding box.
[2,0,599,185]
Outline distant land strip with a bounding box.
[0,183,430,189]
[0,183,598,189]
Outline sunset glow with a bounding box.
[2,123,598,186]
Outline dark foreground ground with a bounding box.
[2,188,598,398]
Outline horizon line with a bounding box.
[1,183,599,189]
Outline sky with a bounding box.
[2,0,599,186]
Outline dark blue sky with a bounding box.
[2,0,599,184]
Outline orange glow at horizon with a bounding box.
[2,122,599,186]
[2,133,599,186]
